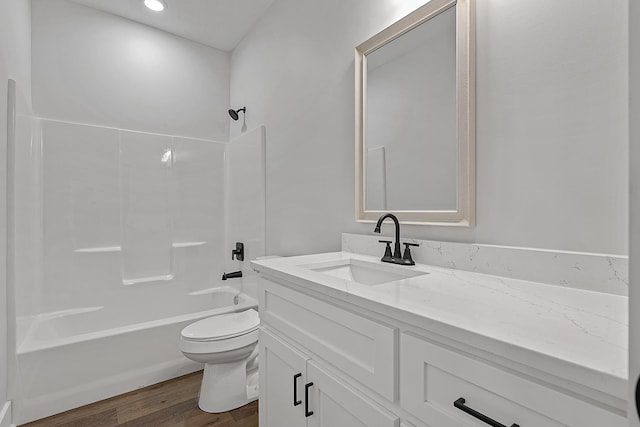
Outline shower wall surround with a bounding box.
[343,233,628,296]
[14,118,226,320]
[224,126,266,299]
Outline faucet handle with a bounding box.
[402,242,419,265]
[378,240,393,262]
[232,242,245,261]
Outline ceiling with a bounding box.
[70,0,275,51]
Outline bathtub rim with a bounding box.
[17,291,258,355]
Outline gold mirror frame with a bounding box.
[355,0,475,226]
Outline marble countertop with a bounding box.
[251,251,628,401]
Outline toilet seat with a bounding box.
[179,309,260,355]
[181,309,259,342]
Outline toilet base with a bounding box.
[198,359,259,413]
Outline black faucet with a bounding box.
[222,270,243,280]
[374,213,419,266]
[374,213,402,259]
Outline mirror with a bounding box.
[355,0,475,225]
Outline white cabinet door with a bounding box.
[259,328,309,427]
[306,360,399,427]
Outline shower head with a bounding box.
[228,107,246,121]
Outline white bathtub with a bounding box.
[13,285,258,425]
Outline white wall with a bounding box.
[629,0,639,423]
[230,0,628,256]
[31,0,230,141]
[0,0,31,416]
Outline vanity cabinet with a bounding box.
[257,273,626,427]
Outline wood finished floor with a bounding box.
[20,371,258,427]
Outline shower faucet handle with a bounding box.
[232,242,245,261]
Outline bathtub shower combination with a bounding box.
[16,287,257,422]
[9,94,266,424]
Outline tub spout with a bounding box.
[222,271,243,280]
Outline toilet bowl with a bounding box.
[180,308,260,413]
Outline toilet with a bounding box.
[180,308,260,413]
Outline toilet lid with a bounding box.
[181,309,259,342]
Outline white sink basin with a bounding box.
[302,258,427,286]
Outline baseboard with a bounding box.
[0,401,12,427]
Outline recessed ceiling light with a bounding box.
[144,0,167,12]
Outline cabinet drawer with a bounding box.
[259,277,397,400]
[400,333,625,427]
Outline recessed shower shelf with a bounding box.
[122,274,174,286]
[75,246,122,253]
[172,241,207,248]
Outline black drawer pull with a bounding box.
[305,382,314,417]
[454,398,519,427]
[293,373,302,406]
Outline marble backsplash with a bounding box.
[342,233,628,296]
